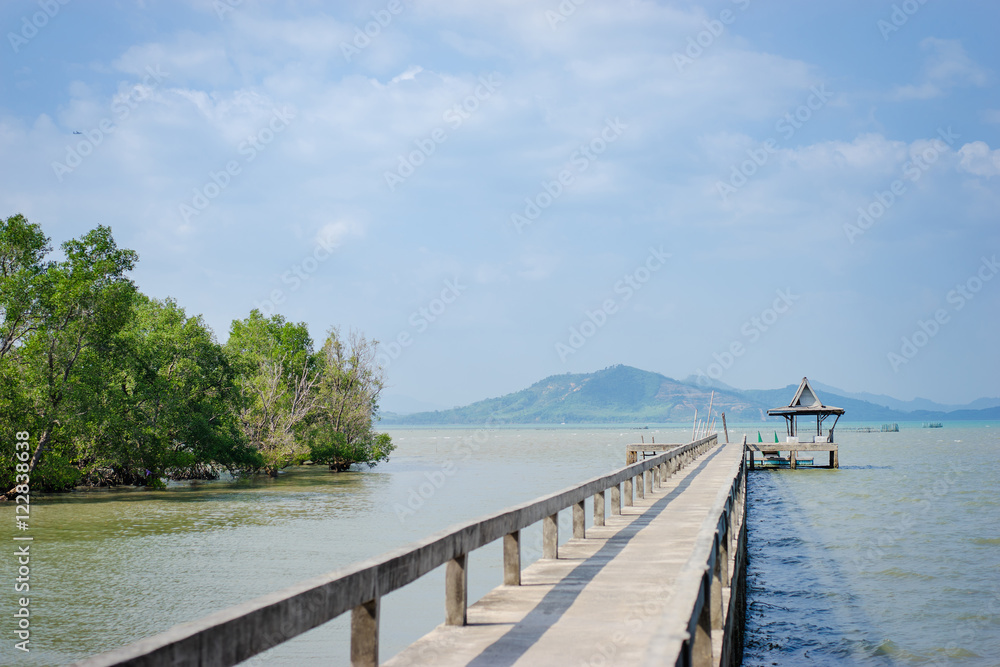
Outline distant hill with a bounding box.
[809,381,1000,413]
[380,365,1000,425]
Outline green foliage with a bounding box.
[1,215,394,495]
[306,328,394,471]
[305,427,394,472]
[225,311,318,476]
[0,214,51,360]
[74,295,257,485]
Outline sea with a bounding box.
[1,423,997,666]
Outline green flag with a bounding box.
[757,431,762,443]
[774,431,779,443]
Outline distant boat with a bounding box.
[922,422,943,428]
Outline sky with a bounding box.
[2,0,998,411]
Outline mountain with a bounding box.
[382,365,762,425]
[809,381,1000,413]
[380,365,1000,425]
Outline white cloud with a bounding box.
[113,32,233,87]
[316,219,365,249]
[5,1,1000,405]
[957,141,1000,177]
[891,37,990,100]
[516,253,560,282]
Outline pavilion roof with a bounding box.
[766,376,845,416]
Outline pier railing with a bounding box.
[644,440,747,667]
[73,434,719,667]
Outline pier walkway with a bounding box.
[385,441,745,667]
[74,434,747,667]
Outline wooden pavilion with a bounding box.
[767,376,844,441]
[747,377,843,469]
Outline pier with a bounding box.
[746,440,839,469]
[752,376,843,469]
[73,434,747,667]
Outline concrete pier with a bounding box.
[72,435,746,667]
[747,442,839,469]
[385,442,746,666]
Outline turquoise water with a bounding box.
[744,423,1000,665]
[1,423,996,665]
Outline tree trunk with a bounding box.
[1,428,50,501]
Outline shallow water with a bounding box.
[0,425,689,666]
[2,423,997,666]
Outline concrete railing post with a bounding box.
[711,538,724,631]
[350,598,379,667]
[610,483,621,515]
[573,500,586,538]
[719,515,730,584]
[691,573,714,667]
[645,469,653,496]
[594,490,605,526]
[543,513,558,559]
[503,531,521,586]
[653,465,660,489]
[624,477,633,506]
[445,554,468,626]
[636,474,644,499]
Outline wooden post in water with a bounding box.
[722,412,729,443]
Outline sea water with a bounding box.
[744,423,1000,666]
[1,424,996,665]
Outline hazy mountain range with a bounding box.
[380,365,1000,425]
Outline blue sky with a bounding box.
[2,0,998,410]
